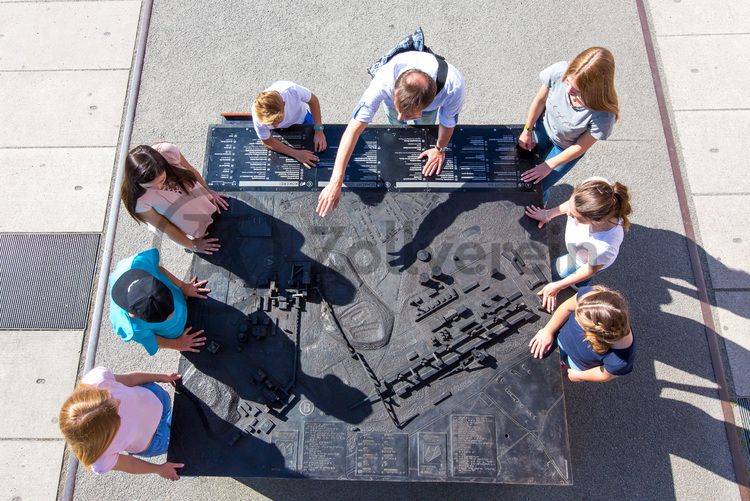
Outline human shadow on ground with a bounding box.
[235,182,749,499]
[167,196,372,477]
[168,296,372,478]
[504,182,750,499]
[198,196,356,307]
[387,189,544,272]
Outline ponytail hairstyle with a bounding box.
[575,285,631,354]
[572,179,632,230]
[122,145,198,223]
[59,385,121,468]
[564,47,620,120]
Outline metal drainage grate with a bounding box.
[0,233,100,329]
[738,397,750,458]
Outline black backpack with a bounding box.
[367,28,449,94]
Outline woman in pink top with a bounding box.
[122,143,229,254]
[59,367,185,480]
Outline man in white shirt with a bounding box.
[316,51,465,217]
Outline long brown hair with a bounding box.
[575,285,631,354]
[59,385,121,468]
[564,47,620,120]
[121,145,198,222]
[572,179,632,230]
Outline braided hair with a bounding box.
[574,285,631,354]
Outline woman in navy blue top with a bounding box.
[529,285,635,383]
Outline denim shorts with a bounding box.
[533,117,584,205]
[552,254,592,287]
[135,382,172,457]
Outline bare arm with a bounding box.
[307,94,327,153]
[113,372,179,387]
[545,294,578,332]
[525,199,571,227]
[529,294,577,358]
[113,454,184,480]
[155,327,206,352]
[546,132,597,169]
[330,119,367,186]
[138,209,220,254]
[538,261,603,312]
[521,131,598,185]
[138,209,193,249]
[518,85,549,150]
[159,265,186,292]
[316,119,368,216]
[307,93,323,126]
[551,263,601,290]
[158,266,210,299]
[262,134,320,169]
[262,136,310,159]
[567,365,617,383]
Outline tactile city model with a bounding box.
[167,122,572,484]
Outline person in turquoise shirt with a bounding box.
[109,248,209,355]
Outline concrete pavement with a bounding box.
[0,1,140,500]
[69,0,746,500]
[2,0,748,500]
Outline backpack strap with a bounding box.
[434,54,448,95]
[424,46,448,95]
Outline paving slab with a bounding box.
[647,0,750,36]
[0,330,83,438]
[0,69,129,147]
[0,439,65,501]
[0,1,140,71]
[0,147,114,232]
[715,292,750,396]
[693,195,750,289]
[655,34,750,111]
[673,110,750,194]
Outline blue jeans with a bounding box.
[533,117,584,206]
[383,104,438,125]
[303,111,314,125]
[552,253,592,288]
[135,383,172,457]
[556,336,583,371]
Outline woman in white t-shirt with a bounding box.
[525,178,632,311]
[252,80,327,168]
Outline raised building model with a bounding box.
[167,122,572,484]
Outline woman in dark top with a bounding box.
[529,285,635,383]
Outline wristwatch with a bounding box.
[313,125,325,131]
[523,124,534,132]
[434,145,445,152]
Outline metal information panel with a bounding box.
[204,124,537,192]
[167,122,571,485]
